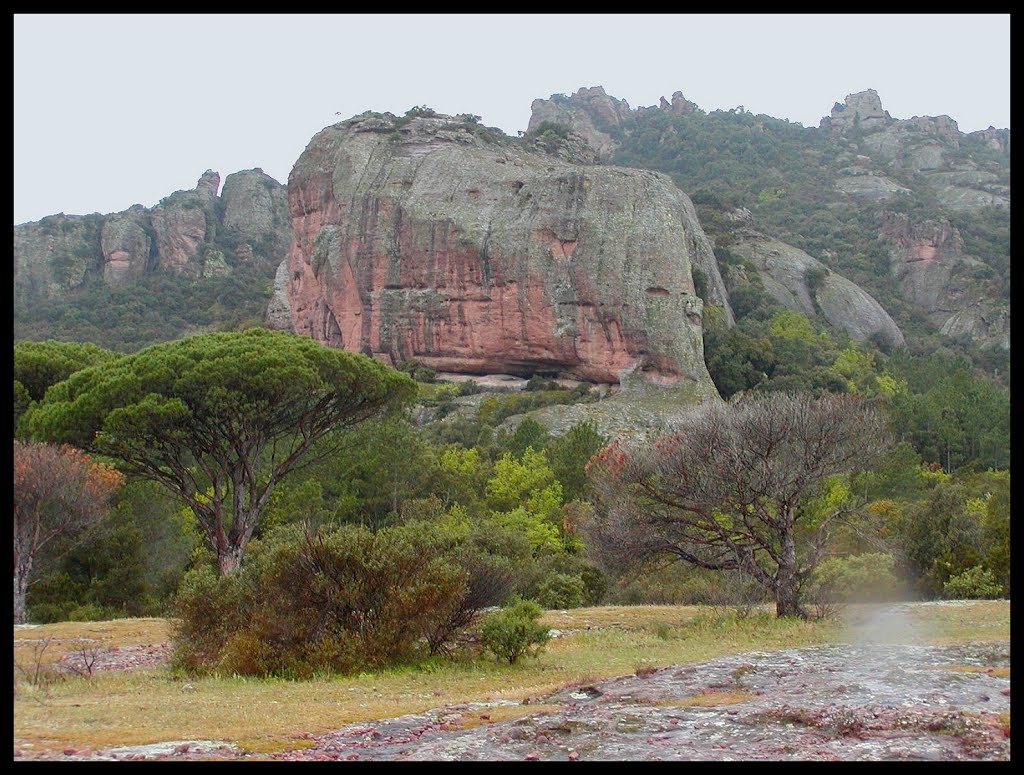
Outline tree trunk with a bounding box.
[217,543,245,575]
[775,578,807,619]
[775,529,808,619]
[14,565,30,625]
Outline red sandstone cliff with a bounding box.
[281,111,725,396]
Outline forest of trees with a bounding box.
[13,325,1009,649]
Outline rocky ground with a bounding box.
[15,604,1011,761]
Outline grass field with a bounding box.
[13,601,1010,756]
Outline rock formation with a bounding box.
[820,89,891,133]
[879,213,1009,350]
[220,168,291,263]
[280,111,726,398]
[13,212,104,305]
[149,172,218,274]
[100,205,153,282]
[13,169,291,303]
[658,91,698,116]
[821,90,1010,212]
[727,228,906,349]
[528,86,700,162]
[528,86,635,162]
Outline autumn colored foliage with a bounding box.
[13,441,124,623]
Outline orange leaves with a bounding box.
[13,440,124,539]
[584,440,630,480]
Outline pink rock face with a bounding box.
[100,207,151,282]
[284,114,719,391]
[879,212,977,317]
[104,250,133,278]
[288,198,639,383]
[881,213,964,267]
[908,243,938,262]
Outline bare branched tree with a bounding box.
[584,392,891,618]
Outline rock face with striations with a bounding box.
[220,168,291,263]
[100,205,153,282]
[281,111,725,398]
[14,213,105,305]
[149,170,219,274]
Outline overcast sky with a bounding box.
[14,14,1010,225]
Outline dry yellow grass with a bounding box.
[937,665,1010,677]
[896,600,1011,643]
[13,601,1009,758]
[14,618,170,664]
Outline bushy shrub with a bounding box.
[476,389,595,428]
[396,359,436,383]
[525,375,559,392]
[479,597,551,665]
[942,565,1003,600]
[603,562,738,606]
[422,549,516,656]
[533,573,587,609]
[171,524,473,677]
[170,566,247,673]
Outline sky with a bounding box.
[14,14,1010,225]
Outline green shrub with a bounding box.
[66,603,126,622]
[942,565,1003,600]
[479,597,551,665]
[534,573,587,609]
[26,603,71,625]
[170,524,472,676]
[170,566,247,673]
[525,375,559,392]
[476,389,596,428]
[396,359,436,383]
[423,549,516,656]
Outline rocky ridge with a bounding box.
[824,90,1010,213]
[13,169,290,305]
[12,85,1009,384]
[528,86,1008,355]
